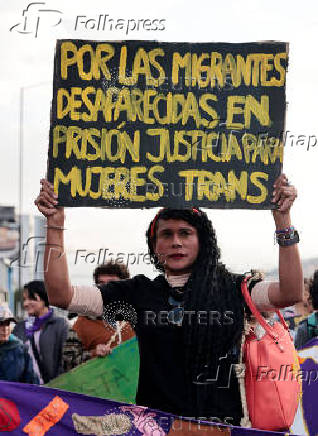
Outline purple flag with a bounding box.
[0,381,299,435]
[290,337,318,436]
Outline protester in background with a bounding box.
[62,261,134,371]
[72,261,135,357]
[295,270,318,349]
[62,312,91,372]
[279,278,313,340]
[0,302,39,384]
[13,281,68,383]
[296,278,313,316]
[292,278,313,337]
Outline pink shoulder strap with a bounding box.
[241,276,290,341]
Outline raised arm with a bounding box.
[35,179,73,308]
[267,174,303,307]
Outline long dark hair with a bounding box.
[146,208,245,416]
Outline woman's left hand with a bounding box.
[272,173,297,215]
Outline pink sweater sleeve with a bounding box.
[68,285,103,316]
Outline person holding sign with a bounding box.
[35,173,302,426]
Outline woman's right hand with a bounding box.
[34,179,65,225]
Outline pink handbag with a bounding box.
[241,277,301,431]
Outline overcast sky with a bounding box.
[0,0,317,282]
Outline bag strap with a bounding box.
[241,276,289,344]
[30,335,49,383]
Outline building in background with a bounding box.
[0,206,19,309]
[0,205,46,316]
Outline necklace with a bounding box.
[168,292,185,327]
[168,286,184,301]
[167,296,184,326]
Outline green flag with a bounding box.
[47,337,139,403]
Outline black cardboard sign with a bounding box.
[48,40,287,208]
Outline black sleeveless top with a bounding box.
[100,274,246,425]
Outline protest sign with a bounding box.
[48,40,287,208]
